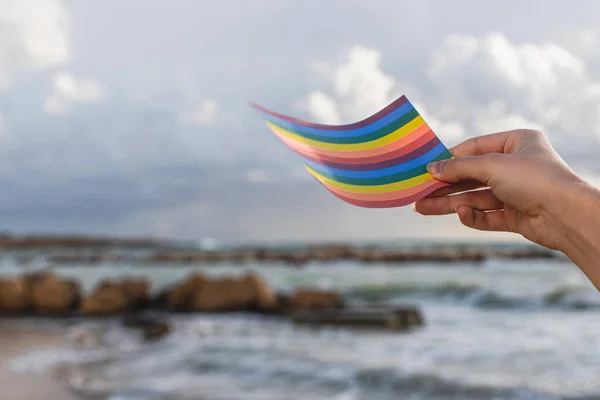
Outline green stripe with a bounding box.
[266,108,421,144]
[307,150,452,186]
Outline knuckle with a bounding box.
[524,129,546,140]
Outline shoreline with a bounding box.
[0,324,79,400]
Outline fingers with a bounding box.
[450,131,515,157]
[415,189,503,215]
[456,206,510,232]
[427,154,502,185]
[426,180,485,198]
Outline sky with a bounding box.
[1,0,600,245]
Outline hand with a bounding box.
[414,129,583,251]
[414,129,600,289]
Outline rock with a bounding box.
[190,277,249,311]
[188,273,276,312]
[156,272,278,313]
[274,293,291,313]
[122,315,171,341]
[143,322,171,341]
[0,277,28,312]
[289,289,343,310]
[244,273,278,311]
[81,277,150,315]
[28,272,79,315]
[290,306,424,331]
[80,285,129,315]
[118,278,150,308]
[165,273,207,310]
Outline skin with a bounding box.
[414,129,600,290]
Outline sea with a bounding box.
[3,248,600,400]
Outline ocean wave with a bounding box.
[354,368,560,400]
[347,282,600,311]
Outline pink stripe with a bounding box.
[250,95,408,131]
[324,181,449,208]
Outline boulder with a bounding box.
[0,277,28,312]
[244,273,278,311]
[122,315,172,341]
[165,273,206,310]
[85,277,150,312]
[28,272,79,314]
[80,285,129,315]
[289,289,343,310]
[190,272,276,312]
[118,278,150,308]
[190,277,249,311]
[143,322,171,341]
[290,306,424,331]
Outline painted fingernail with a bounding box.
[427,160,446,174]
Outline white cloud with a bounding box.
[307,46,399,122]
[425,32,600,148]
[301,45,466,143]
[178,99,219,126]
[43,71,104,115]
[0,0,70,86]
[301,33,600,158]
[302,91,340,124]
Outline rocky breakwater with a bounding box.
[42,243,564,267]
[0,271,424,333]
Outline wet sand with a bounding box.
[0,328,78,400]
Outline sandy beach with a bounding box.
[0,326,78,400]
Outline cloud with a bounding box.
[300,33,600,166]
[301,91,340,124]
[4,1,600,243]
[0,0,70,86]
[425,32,600,154]
[300,45,467,143]
[178,99,219,126]
[43,71,104,114]
[304,46,399,123]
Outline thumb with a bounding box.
[426,154,500,184]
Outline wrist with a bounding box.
[549,179,600,283]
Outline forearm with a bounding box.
[551,181,600,288]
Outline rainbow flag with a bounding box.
[252,95,453,208]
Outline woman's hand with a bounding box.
[414,129,600,288]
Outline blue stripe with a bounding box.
[301,143,448,179]
[260,101,415,138]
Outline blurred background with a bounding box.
[1,1,600,399]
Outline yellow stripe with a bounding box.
[305,165,435,193]
[266,116,425,152]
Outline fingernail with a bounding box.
[411,203,417,212]
[426,161,446,174]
